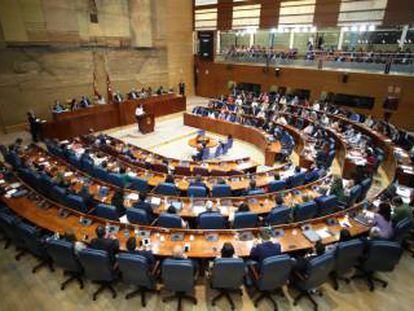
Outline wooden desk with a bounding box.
[188,136,218,149]
[42,95,186,140]
[183,113,281,166]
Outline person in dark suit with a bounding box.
[179,81,185,96]
[189,175,207,190]
[27,111,42,142]
[125,237,156,268]
[111,189,126,216]
[90,225,119,263]
[249,234,281,266]
[132,192,154,221]
[294,240,326,273]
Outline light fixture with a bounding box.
[368,25,376,31]
[311,26,317,33]
[351,25,358,32]
[342,26,349,32]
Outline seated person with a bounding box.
[90,225,119,263]
[95,95,106,105]
[295,240,326,273]
[189,175,208,190]
[125,237,156,268]
[249,232,281,266]
[111,189,126,216]
[133,192,154,220]
[371,202,394,239]
[157,205,186,228]
[165,174,175,184]
[192,143,207,161]
[247,179,263,195]
[220,242,237,258]
[79,96,91,108]
[52,100,66,113]
[391,196,413,225]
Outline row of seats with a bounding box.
[0,204,407,310]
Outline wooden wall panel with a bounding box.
[195,59,414,130]
[383,0,414,26]
[313,0,341,27]
[260,0,279,29]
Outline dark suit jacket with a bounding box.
[90,237,119,262]
[249,241,281,264]
[133,200,154,220]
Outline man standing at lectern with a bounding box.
[135,104,145,133]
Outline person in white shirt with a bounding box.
[277,115,287,125]
[135,104,145,117]
[96,95,106,105]
[235,96,243,106]
[303,123,314,135]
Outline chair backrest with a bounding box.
[78,248,115,281]
[212,184,232,197]
[126,208,150,225]
[128,177,149,192]
[162,258,195,292]
[45,239,82,272]
[0,211,23,246]
[156,214,183,228]
[233,212,258,229]
[16,222,47,258]
[210,258,245,289]
[267,180,287,193]
[198,212,226,229]
[293,200,317,221]
[257,255,295,291]
[334,239,365,274]
[187,186,207,198]
[287,172,306,188]
[66,194,88,213]
[107,173,125,188]
[315,195,339,216]
[359,178,372,201]
[362,240,402,272]
[175,165,192,176]
[117,253,154,289]
[393,217,413,243]
[193,166,209,176]
[93,167,108,181]
[348,184,362,206]
[299,252,335,291]
[154,182,178,196]
[95,203,119,221]
[151,163,169,174]
[265,206,291,225]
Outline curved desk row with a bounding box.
[42,95,186,140]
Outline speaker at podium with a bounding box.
[135,105,154,134]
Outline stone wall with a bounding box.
[0,0,194,131]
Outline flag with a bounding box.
[93,72,101,98]
[106,74,113,102]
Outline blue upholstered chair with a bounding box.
[346,184,362,206]
[332,239,365,290]
[267,180,286,192]
[212,184,232,197]
[233,212,258,229]
[198,212,226,229]
[107,173,125,188]
[153,182,179,196]
[16,222,54,273]
[187,186,207,198]
[287,172,306,188]
[358,178,372,202]
[314,195,341,216]
[249,255,296,309]
[117,253,158,307]
[265,206,291,225]
[156,214,183,229]
[0,211,23,251]
[95,203,119,221]
[66,194,88,213]
[126,208,151,225]
[293,201,318,221]
[78,248,118,300]
[392,217,413,243]
[161,258,197,308]
[45,239,84,290]
[292,252,335,310]
[210,258,245,309]
[128,177,149,192]
[352,240,403,291]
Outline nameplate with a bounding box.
[79,217,92,226]
[238,231,254,241]
[171,232,184,241]
[205,233,219,242]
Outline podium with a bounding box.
[136,113,155,134]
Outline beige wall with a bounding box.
[0,0,194,132]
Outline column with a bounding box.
[250,32,255,46]
[399,25,409,49]
[338,27,345,50]
[216,30,221,54]
[289,30,294,49]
